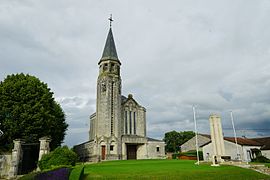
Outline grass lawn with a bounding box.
[72,159,270,180]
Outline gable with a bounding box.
[122,94,139,107]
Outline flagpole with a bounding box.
[193,106,200,165]
[230,111,240,160]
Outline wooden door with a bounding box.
[101,146,106,160]
[127,145,137,160]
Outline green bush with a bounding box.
[38,146,77,170]
[251,155,270,163]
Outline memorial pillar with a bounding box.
[209,114,225,163]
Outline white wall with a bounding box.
[261,150,270,159]
[202,143,213,161]
[202,140,261,162]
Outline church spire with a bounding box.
[99,15,119,64]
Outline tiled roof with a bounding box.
[199,134,211,139]
[251,137,270,150]
[198,134,265,147]
[121,95,127,103]
[147,137,164,142]
[100,28,119,62]
[224,137,261,146]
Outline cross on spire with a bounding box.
[109,14,113,28]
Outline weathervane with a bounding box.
[108,14,113,27]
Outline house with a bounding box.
[203,137,262,162]
[180,134,270,162]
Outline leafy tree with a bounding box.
[163,131,195,152]
[38,146,77,170]
[0,73,68,151]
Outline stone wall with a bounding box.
[146,141,166,159]
[74,141,98,162]
[0,154,11,178]
[89,113,96,140]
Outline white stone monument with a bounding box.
[209,114,225,165]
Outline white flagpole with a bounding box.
[193,106,200,165]
[230,111,240,160]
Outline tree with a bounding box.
[0,73,68,151]
[163,131,195,152]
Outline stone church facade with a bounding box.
[74,26,165,161]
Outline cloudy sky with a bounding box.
[1,0,270,147]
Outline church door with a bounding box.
[127,145,137,160]
[101,146,106,160]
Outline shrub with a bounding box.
[173,151,203,160]
[181,151,203,160]
[251,155,270,163]
[38,146,77,170]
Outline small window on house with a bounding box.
[110,145,114,151]
[156,147,160,152]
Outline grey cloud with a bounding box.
[1,0,270,146]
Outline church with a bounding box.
[74,22,165,161]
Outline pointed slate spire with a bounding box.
[100,28,119,62]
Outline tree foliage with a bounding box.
[0,73,68,151]
[163,131,195,152]
[38,146,77,170]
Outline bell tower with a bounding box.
[95,23,122,139]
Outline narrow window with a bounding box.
[110,63,114,72]
[103,63,108,71]
[133,112,136,134]
[129,111,132,134]
[125,111,128,134]
[110,145,114,151]
[156,147,160,152]
[111,82,114,135]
